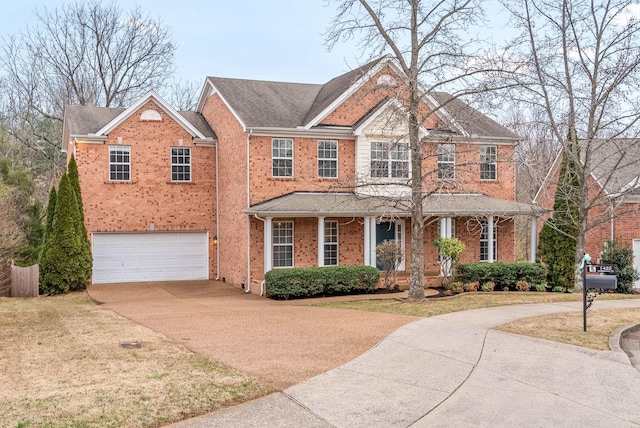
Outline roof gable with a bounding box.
[95,91,207,139]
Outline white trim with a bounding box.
[197,78,248,131]
[96,90,207,140]
[264,217,273,273]
[304,57,405,129]
[487,216,495,263]
[395,220,406,271]
[318,217,325,266]
[317,140,339,179]
[353,98,429,138]
[422,93,469,137]
[272,138,294,178]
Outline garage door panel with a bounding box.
[92,232,208,284]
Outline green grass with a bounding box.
[316,291,640,318]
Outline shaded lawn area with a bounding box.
[0,292,271,428]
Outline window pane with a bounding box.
[480,146,497,180]
[273,139,293,177]
[272,221,293,267]
[324,220,338,266]
[171,147,191,181]
[109,146,131,181]
[438,144,455,180]
[318,140,338,178]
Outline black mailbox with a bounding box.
[585,275,617,289]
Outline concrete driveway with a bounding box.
[87,280,420,390]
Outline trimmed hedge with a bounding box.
[265,265,380,300]
[455,262,547,291]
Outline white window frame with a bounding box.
[318,140,338,178]
[171,147,191,182]
[272,221,294,268]
[438,143,455,180]
[109,145,131,182]
[480,219,498,262]
[370,141,409,179]
[324,220,339,266]
[480,145,497,180]
[272,138,293,177]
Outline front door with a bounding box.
[375,221,405,270]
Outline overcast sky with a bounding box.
[0,1,513,84]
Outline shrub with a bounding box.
[480,281,495,292]
[447,282,464,294]
[463,281,479,292]
[376,240,403,290]
[515,280,531,291]
[455,262,546,291]
[265,265,379,299]
[599,239,639,294]
[530,283,546,292]
[552,286,569,293]
[434,237,465,280]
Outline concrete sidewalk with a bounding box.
[169,299,640,428]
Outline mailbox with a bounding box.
[584,275,617,289]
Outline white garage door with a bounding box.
[92,232,208,284]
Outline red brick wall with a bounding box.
[248,136,356,204]
[201,94,249,287]
[71,100,217,279]
[421,143,515,199]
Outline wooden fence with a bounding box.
[11,264,39,297]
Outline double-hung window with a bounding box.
[480,219,498,262]
[480,145,497,180]
[437,144,455,180]
[324,220,338,266]
[273,221,293,267]
[318,140,338,178]
[109,146,131,181]
[272,138,293,177]
[171,147,191,182]
[370,141,409,178]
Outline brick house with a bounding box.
[534,139,640,288]
[63,57,539,292]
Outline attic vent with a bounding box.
[377,74,397,87]
[140,109,162,121]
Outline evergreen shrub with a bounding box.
[265,265,380,299]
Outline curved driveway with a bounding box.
[89,281,640,427]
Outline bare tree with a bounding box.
[502,0,640,289]
[326,0,507,301]
[0,0,177,180]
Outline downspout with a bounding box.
[245,129,253,293]
[254,213,267,296]
[215,141,220,280]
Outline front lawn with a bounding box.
[0,292,271,428]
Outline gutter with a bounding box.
[245,129,252,293]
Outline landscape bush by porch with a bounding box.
[455,262,547,291]
[265,266,380,300]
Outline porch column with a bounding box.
[318,217,325,266]
[439,217,452,238]
[487,215,494,263]
[264,217,272,273]
[364,216,377,266]
[530,216,538,263]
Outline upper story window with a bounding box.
[370,141,409,179]
[109,146,131,181]
[272,138,293,177]
[437,143,455,180]
[318,140,338,178]
[171,147,191,182]
[480,145,497,180]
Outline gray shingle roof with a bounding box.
[65,105,216,139]
[209,59,518,141]
[588,138,640,195]
[243,192,543,217]
[430,93,520,140]
[207,78,323,128]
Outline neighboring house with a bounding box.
[534,139,640,288]
[63,56,539,291]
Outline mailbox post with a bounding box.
[582,254,617,332]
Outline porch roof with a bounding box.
[243,192,545,218]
